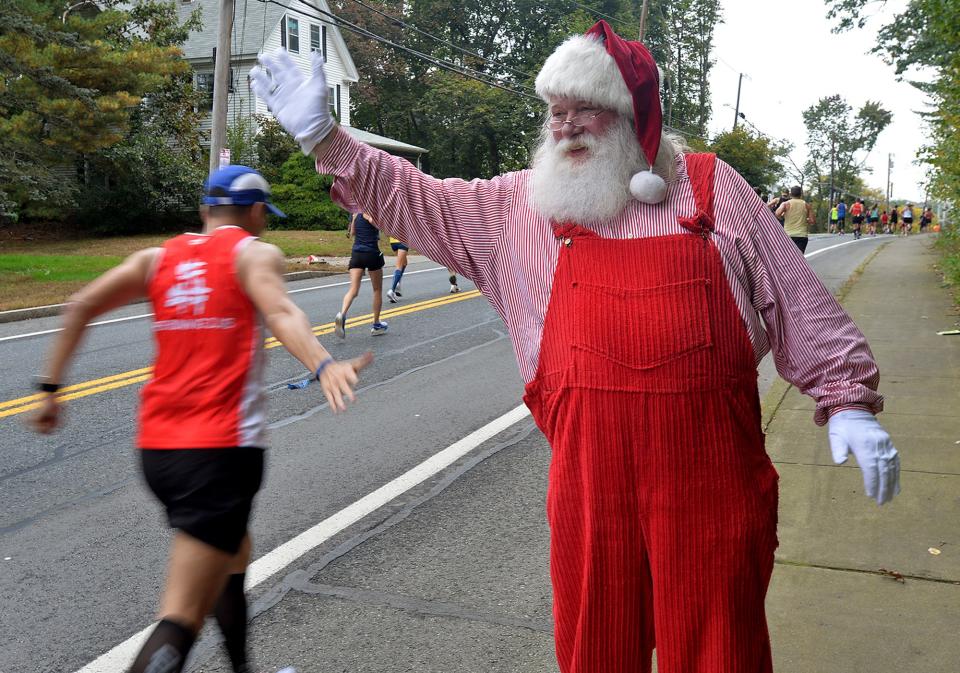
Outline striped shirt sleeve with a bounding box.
[315,127,513,296]
[727,163,882,425]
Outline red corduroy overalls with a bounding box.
[523,154,780,673]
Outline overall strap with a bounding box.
[677,152,717,238]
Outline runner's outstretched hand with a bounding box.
[30,395,61,434]
[250,49,335,155]
[318,352,373,413]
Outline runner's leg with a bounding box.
[213,534,252,673]
[129,532,235,673]
[370,268,384,325]
[341,268,364,318]
[391,249,407,292]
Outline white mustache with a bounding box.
[556,137,593,153]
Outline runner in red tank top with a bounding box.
[32,166,371,673]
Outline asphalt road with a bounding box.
[0,233,892,673]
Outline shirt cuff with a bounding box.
[315,127,362,176]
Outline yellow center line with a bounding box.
[1,289,482,419]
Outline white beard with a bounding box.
[528,117,645,225]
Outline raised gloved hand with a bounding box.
[250,49,335,155]
[828,409,900,505]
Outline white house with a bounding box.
[176,0,426,164]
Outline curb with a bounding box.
[0,270,341,325]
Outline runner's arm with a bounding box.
[32,247,158,433]
[237,241,370,411]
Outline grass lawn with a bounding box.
[0,230,398,312]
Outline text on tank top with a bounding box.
[138,226,266,449]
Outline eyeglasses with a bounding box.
[545,109,605,131]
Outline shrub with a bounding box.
[74,132,204,235]
[269,153,347,230]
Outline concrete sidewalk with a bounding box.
[763,235,960,670]
[189,236,959,673]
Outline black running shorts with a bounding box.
[390,241,409,252]
[349,249,385,271]
[140,447,264,554]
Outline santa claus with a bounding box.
[252,20,899,673]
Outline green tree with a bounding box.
[254,115,299,185]
[709,126,787,194]
[0,0,200,223]
[801,94,892,203]
[659,0,721,138]
[824,0,960,215]
[226,116,259,169]
[332,0,719,179]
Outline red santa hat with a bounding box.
[534,20,667,204]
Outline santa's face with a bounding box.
[529,97,644,225]
[546,97,618,160]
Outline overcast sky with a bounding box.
[706,0,932,202]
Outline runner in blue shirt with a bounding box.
[336,212,388,337]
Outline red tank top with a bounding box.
[138,226,266,449]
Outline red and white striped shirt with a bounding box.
[317,128,881,425]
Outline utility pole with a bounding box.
[209,0,235,176]
[828,135,835,206]
[733,73,743,130]
[885,153,893,209]
[639,0,650,40]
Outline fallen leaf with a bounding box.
[929,547,942,556]
[878,568,905,583]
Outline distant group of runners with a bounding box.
[827,199,934,238]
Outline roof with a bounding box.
[343,127,428,155]
[178,0,358,81]
[178,0,284,58]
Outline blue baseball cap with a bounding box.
[202,165,286,217]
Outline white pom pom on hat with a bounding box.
[536,20,668,204]
[629,169,667,204]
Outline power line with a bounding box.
[560,0,633,33]
[255,0,540,100]
[340,0,536,82]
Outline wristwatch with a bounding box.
[33,376,60,394]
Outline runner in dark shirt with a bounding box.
[336,212,389,337]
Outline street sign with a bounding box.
[219,148,231,168]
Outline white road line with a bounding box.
[71,403,532,673]
[804,235,891,259]
[0,266,446,344]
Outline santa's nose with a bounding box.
[559,121,583,139]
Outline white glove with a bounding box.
[828,409,901,505]
[250,48,335,155]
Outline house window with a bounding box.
[196,72,214,111]
[310,24,320,54]
[286,17,299,53]
[328,85,341,118]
